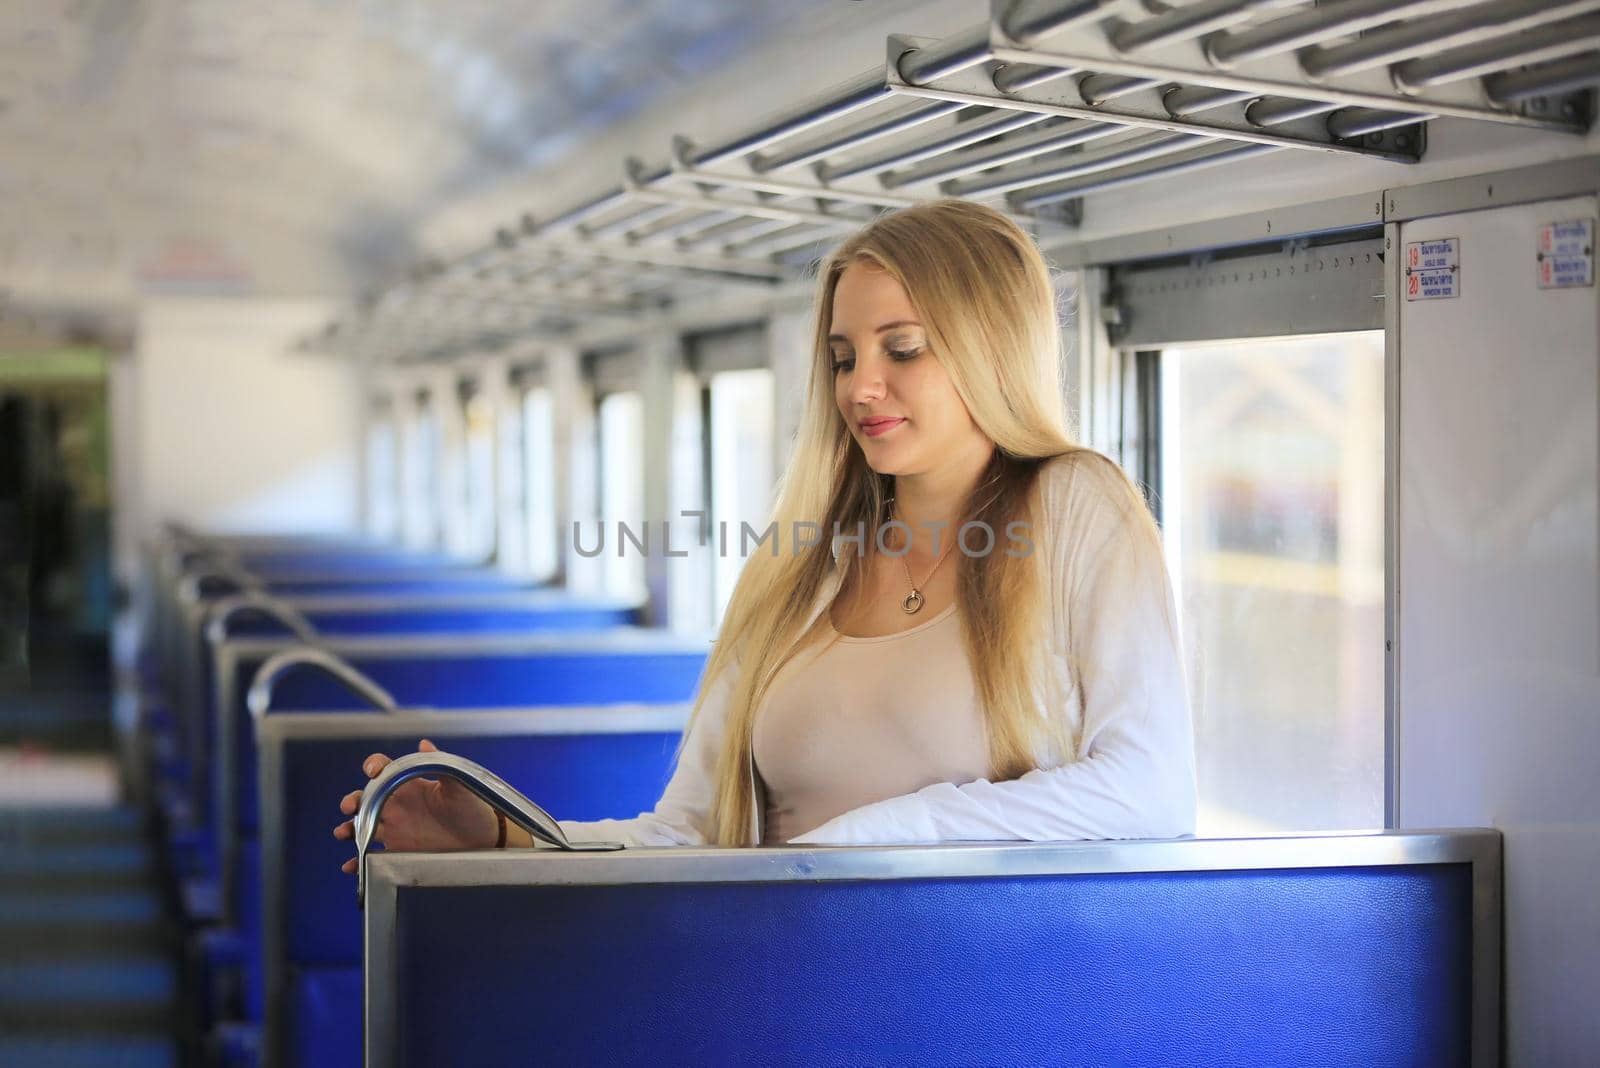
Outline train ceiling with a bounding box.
[2,2,1596,356]
[0,0,899,330]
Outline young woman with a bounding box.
[334,199,1196,864]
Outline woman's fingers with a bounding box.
[362,752,392,778]
[341,857,356,874]
[338,789,363,816]
[333,819,352,841]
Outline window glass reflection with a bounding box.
[1160,332,1385,834]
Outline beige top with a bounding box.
[753,600,991,843]
[560,451,1198,849]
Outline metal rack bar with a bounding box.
[1485,52,1600,104]
[878,117,1115,188]
[1107,0,1290,55]
[820,110,1049,182]
[1205,0,1472,69]
[1325,107,1438,139]
[985,42,1576,131]
[948,131,1208,196]
[1163,86,1257,117]
[1009,141,1278,208]
[1078,74,1163,105]
[998,0,1132,47]
[314,0,1600,359]
[751,101,962,173]
[1298,0,1600,79]
[886,40,1425,161]
[1390,13,1600,92]
[897,24,995,84]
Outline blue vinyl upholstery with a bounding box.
[385,864,1474,1066]
[272,727,680,1066]
[291,967,362,1068]
[261,576,527,596]
[280,730,678,965]
[230,646,704,837]
[226,604,635,638]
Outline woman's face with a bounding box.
[829,259,990,476]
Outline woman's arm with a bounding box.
[790,454,1197,846]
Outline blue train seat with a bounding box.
[260,707,689,1066]
[364,831,1502,1068]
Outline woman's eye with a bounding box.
[830,357,854,374]
[888,346,922,361]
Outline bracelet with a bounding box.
[494,808,507,849]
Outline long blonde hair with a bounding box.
[698,199,1090,845]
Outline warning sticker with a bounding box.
[1405,237,1459,301]
[1536,218,1594,289]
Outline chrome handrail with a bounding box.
[246,646,400,718]
[177,564,260,604]
[205,592,320,646]
[354,749,623,906]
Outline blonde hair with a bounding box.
[697,199,1093,845]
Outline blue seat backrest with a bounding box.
[281,729,679,968]
[232,648,705,838]
[387,863,1474,1066]
[262,576,527,596]
[239,553,463,574]
[225,605,635,638]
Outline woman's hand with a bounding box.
[332,739,500,874]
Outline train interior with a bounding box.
[1,1,1597,1064]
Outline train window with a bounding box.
[707,367,776,622]
[364,395,399,540]
[596,389,647,600]
[402,389,439,549]
[521,385,558,582]
[1156,332,1385,835]
[457,381,497,561]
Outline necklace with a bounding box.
[886,498,953,614]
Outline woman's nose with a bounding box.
[850,360,886,405]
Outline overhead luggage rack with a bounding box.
[310,0,1599,362]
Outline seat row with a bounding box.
[137,529,1501,1067]
[140,531,703,1065]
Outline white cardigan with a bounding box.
[560,451,1198,847]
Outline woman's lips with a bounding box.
[861,417,906,438]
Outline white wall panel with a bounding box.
[128,296,360,547]
[1396,194,1600,1065]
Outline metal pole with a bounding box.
[1108,0,1291,55]
[880,118,1122,188]
[993,62,1078,94]
[1245,96,1339,127]
[751,101,961,173]
[1390,13,1600,92]
[1163,86,1257,117]
[1299,0,1600,80]
[1009,142,1276,209]
[1484,51,1600,103]
[1325,107,1435,139]
[1078,73,1161,105]
[690,68,893,167]
[823,110,1049,182]
[896,25,993,85]
[998,0,1129,47]
[946,132,1207,197]
[1204,0,1472,69]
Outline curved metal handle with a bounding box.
[354,750,623,906]
[205,593,320,645]
[246,646,400,718]
[178,565,260,604]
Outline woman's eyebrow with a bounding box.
[827,319,923,342]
